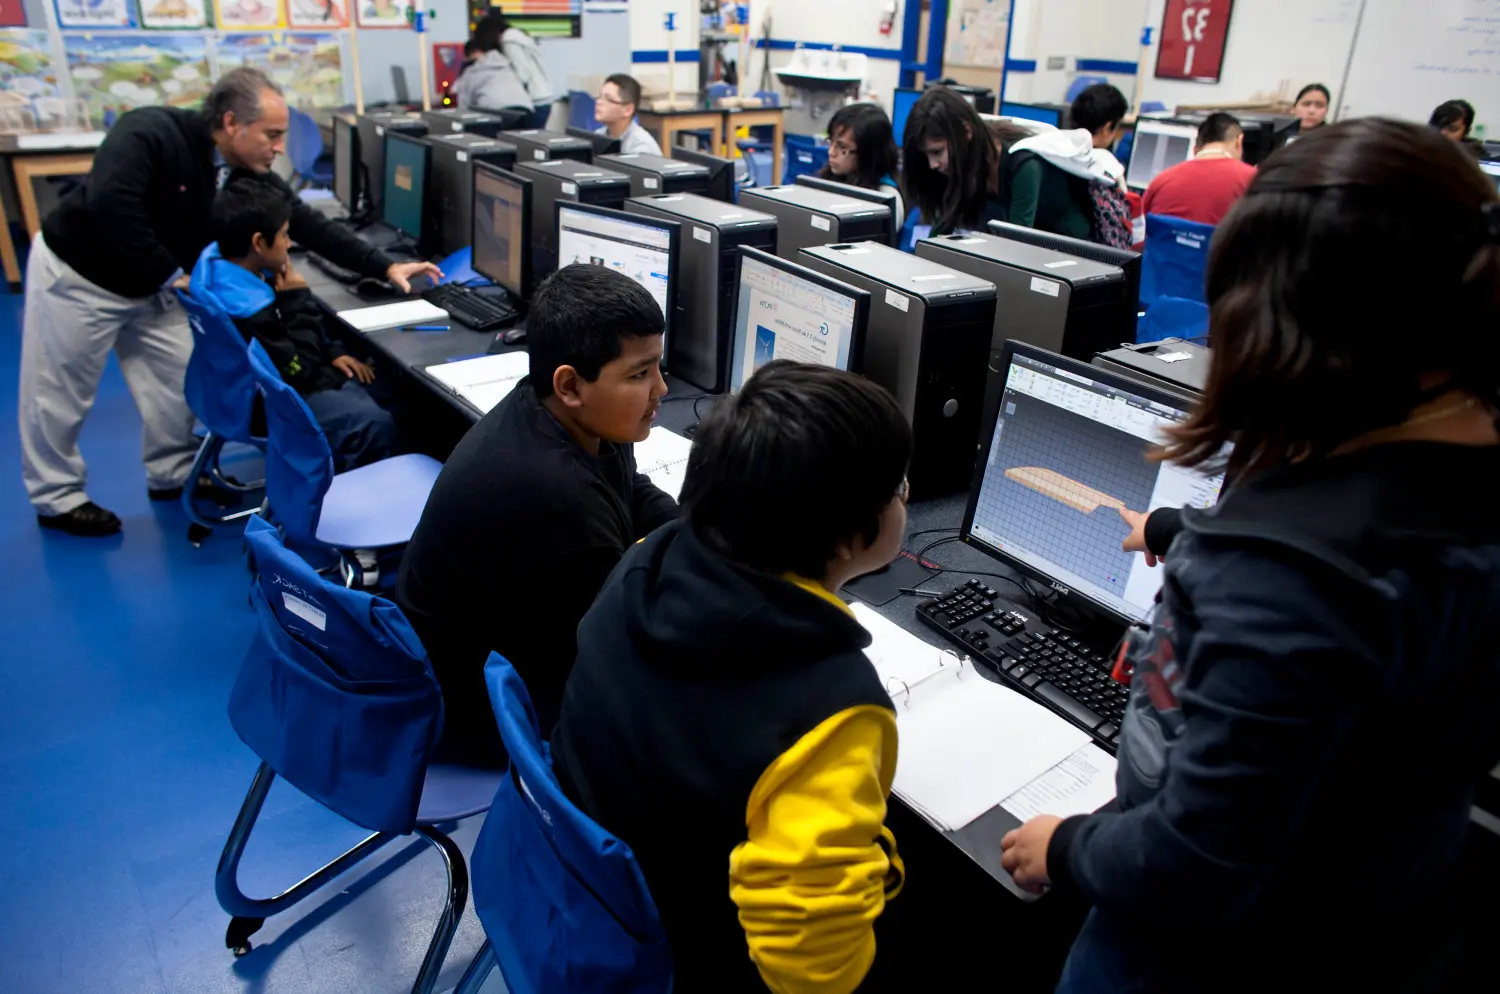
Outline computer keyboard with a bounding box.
[916,579,1129,752]
[306,252,361,284]
[421,283,518,331]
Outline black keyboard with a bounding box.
[422,283,517,331]
[916,579,1129,752]
[306,252,361,284]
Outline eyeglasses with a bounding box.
[828,138,857,156]
[595,92,628,106]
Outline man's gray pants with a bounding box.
[18,234,198,517]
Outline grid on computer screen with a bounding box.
[974,392,1157,595]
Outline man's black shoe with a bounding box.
[38,502,122,537]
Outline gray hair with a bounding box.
[203,67,283,130]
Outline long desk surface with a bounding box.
[302,229,1093,985]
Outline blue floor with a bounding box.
[0,298,499,992]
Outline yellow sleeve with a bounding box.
[728,704,902,994]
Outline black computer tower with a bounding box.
[599,153,712,198]
[429,134,518,257]
[355,112,427,216]
[798,243,997,498]
[515,158,631,279]
[916,231,1131,361]
[625,193,778,391]
[738,185,892,260]
[1092,339,1209,401]
[420,108,508,138]
[504,129,593,165]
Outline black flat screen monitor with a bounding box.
[333,115,358,211]
[472,162,532,300]
[382,132,429,241]
[555,200,680,358]
[963,340,1228,626]
[669,144,736,202]
[728,246,869,391]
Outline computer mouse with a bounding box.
[502,327,528,346]
[355,277,398,297]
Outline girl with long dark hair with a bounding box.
[818,102,903,225]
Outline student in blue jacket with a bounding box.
[1001,117,1500,992]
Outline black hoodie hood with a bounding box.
[611,519,872,672]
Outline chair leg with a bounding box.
[214,761,398,956]
[453,939,496,994]
[408,824,471,994]
[183,433,265,545]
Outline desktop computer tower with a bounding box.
[625,192,777,391]
[1092,339,1209,401]
[429,134,518,257]
[916,231,1131,361]
[504,129,593,165]
[798,243,997,498]
[515,158,631,279]
[355,112,427,216]
[737,185,892,260]
[599,153,712,198]
[421,108,508,138]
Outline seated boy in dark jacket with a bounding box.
[552,361,914,993]
[193,178,396,471]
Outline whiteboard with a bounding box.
[1340,0,1500,129]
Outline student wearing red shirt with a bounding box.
[1142,112,1257,226]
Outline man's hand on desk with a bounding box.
[386,260,444,293]
[1000,814,1062,894]
[332,355,376,385]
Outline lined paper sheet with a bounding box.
[850,603,1090,832]
[1001,745,1117,821]
[337,299,449,331]
[424,352,529,414]
[633,427,693,499]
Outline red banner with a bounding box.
[1156,0,1234,83]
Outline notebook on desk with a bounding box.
[424,351,529,414]
[851,603,1117,831]
[633,427,693,500]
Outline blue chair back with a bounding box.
[1136,295,1209,344]
[568,89,599,130]
[752,90,780,107]
[229,515,445,834]
[471,654,671,994]
[784,134,828,182]
[286,106,325,181]
[1140,213,1214,308]
[246,338,335,546]
[178,289,260,443]
[1065,75,1110,104]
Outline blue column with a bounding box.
[898,0,926,88]
[924,0,950,83]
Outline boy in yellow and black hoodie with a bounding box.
[551,360,914,993]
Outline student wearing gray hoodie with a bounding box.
[499,18,557,128]
[455,15,534,121]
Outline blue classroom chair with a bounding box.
[1136,295,1210,344]
[453,654,672,994]
[176,289,266,546]
[245,339,442,587]
[217,516,503,993]
[1140,213,1215,308]
[286,106,334,189]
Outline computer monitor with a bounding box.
[1481,159,1500,192]
[669,144,736,202]
[987,219,1143,313]
[1000,101,1063,128]
[472,162,532,300]
[333,115,358,211]
[555,201,680,353]
[567,125,621,157]
[892,86,923,143]
[963,341,1227,625]
[729,246,869,392]
[1126,119,1198,190]
[382,132,429,241]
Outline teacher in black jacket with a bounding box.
[18,67,439,536]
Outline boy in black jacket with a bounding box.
[193,179,396,471]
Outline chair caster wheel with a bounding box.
[226,915,265,957]
[188,523,213,546]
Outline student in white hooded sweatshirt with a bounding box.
[497,15,557,129]
[455,15,533,121]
